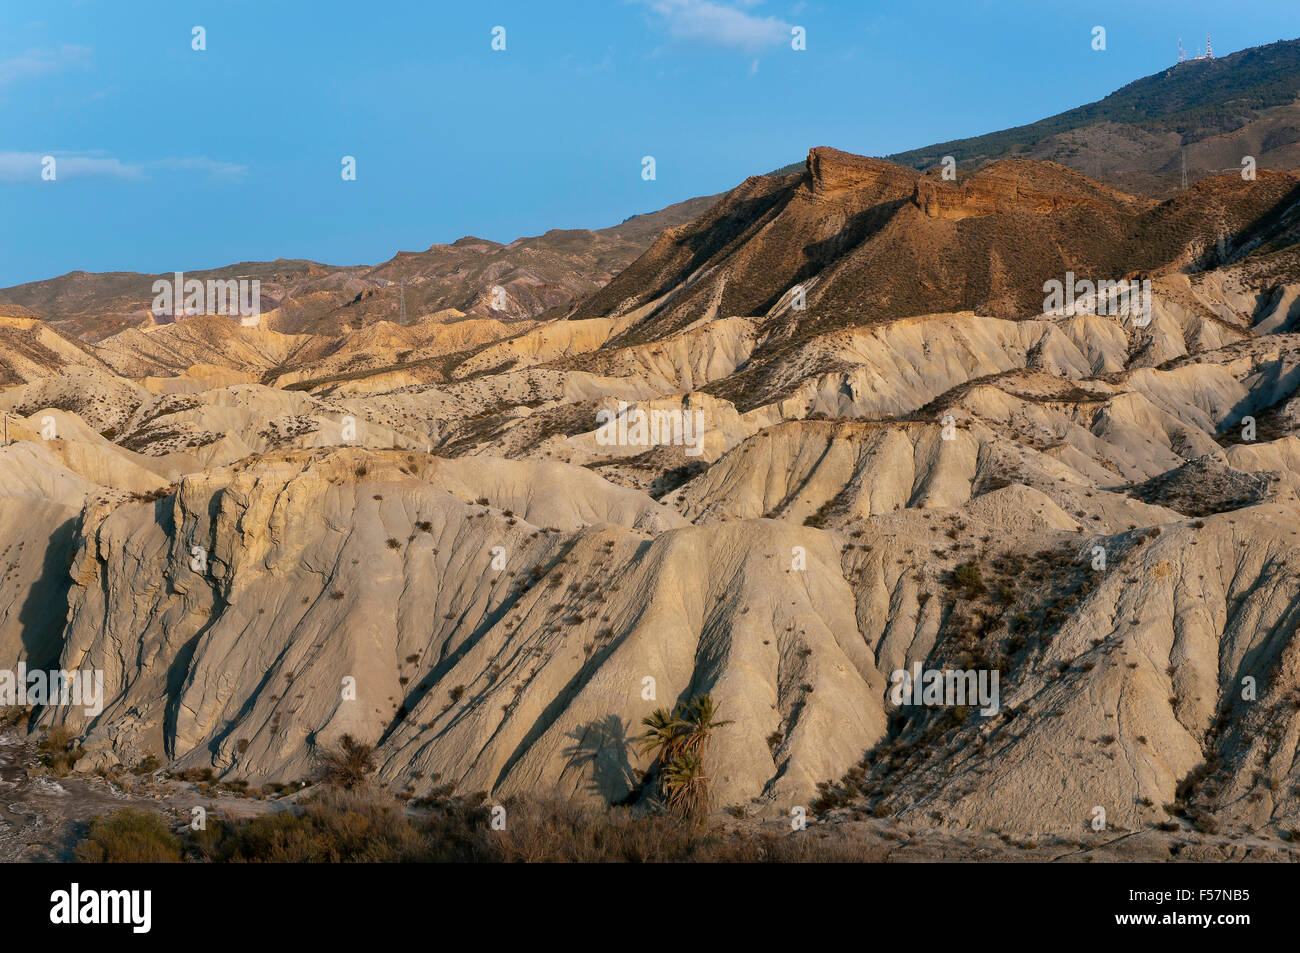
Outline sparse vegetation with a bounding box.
[314,735,376,790]
[38,726,84,777]
[952,562,986,599]
[74,809,183,863]
[76,787,889,863]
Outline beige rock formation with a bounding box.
[1,151,1298,846]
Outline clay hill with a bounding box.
[2,144,1300,860]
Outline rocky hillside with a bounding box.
[2,147,1300,850]
[570,147,1299,378]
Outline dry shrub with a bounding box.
[313,734,375,790]
[187,786,488,862]
[74,809,183,863]
[480,796,889,862]
[39,725,85,777]
[76,789,889,864]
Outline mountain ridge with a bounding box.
[771,36,1300,197]
[0,194,721,343]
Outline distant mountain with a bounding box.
[0,194,720,342]
[776,37,1300,196]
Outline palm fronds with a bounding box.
[637,693,729,819]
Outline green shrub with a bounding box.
[953,562,986,598]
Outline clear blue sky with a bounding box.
[2,0,1298,286]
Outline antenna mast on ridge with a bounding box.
[1205,33,1213,59]
[1178,37,1186,62]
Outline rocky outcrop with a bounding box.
[0,316,116,384]
[912,160,1149,220]
[806,146,920,201]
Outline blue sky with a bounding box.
[2,0,1298,286]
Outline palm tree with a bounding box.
[679,694,732,756]
[636,707,687,770]
[662,749,709,817]
[637,694,730,818]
